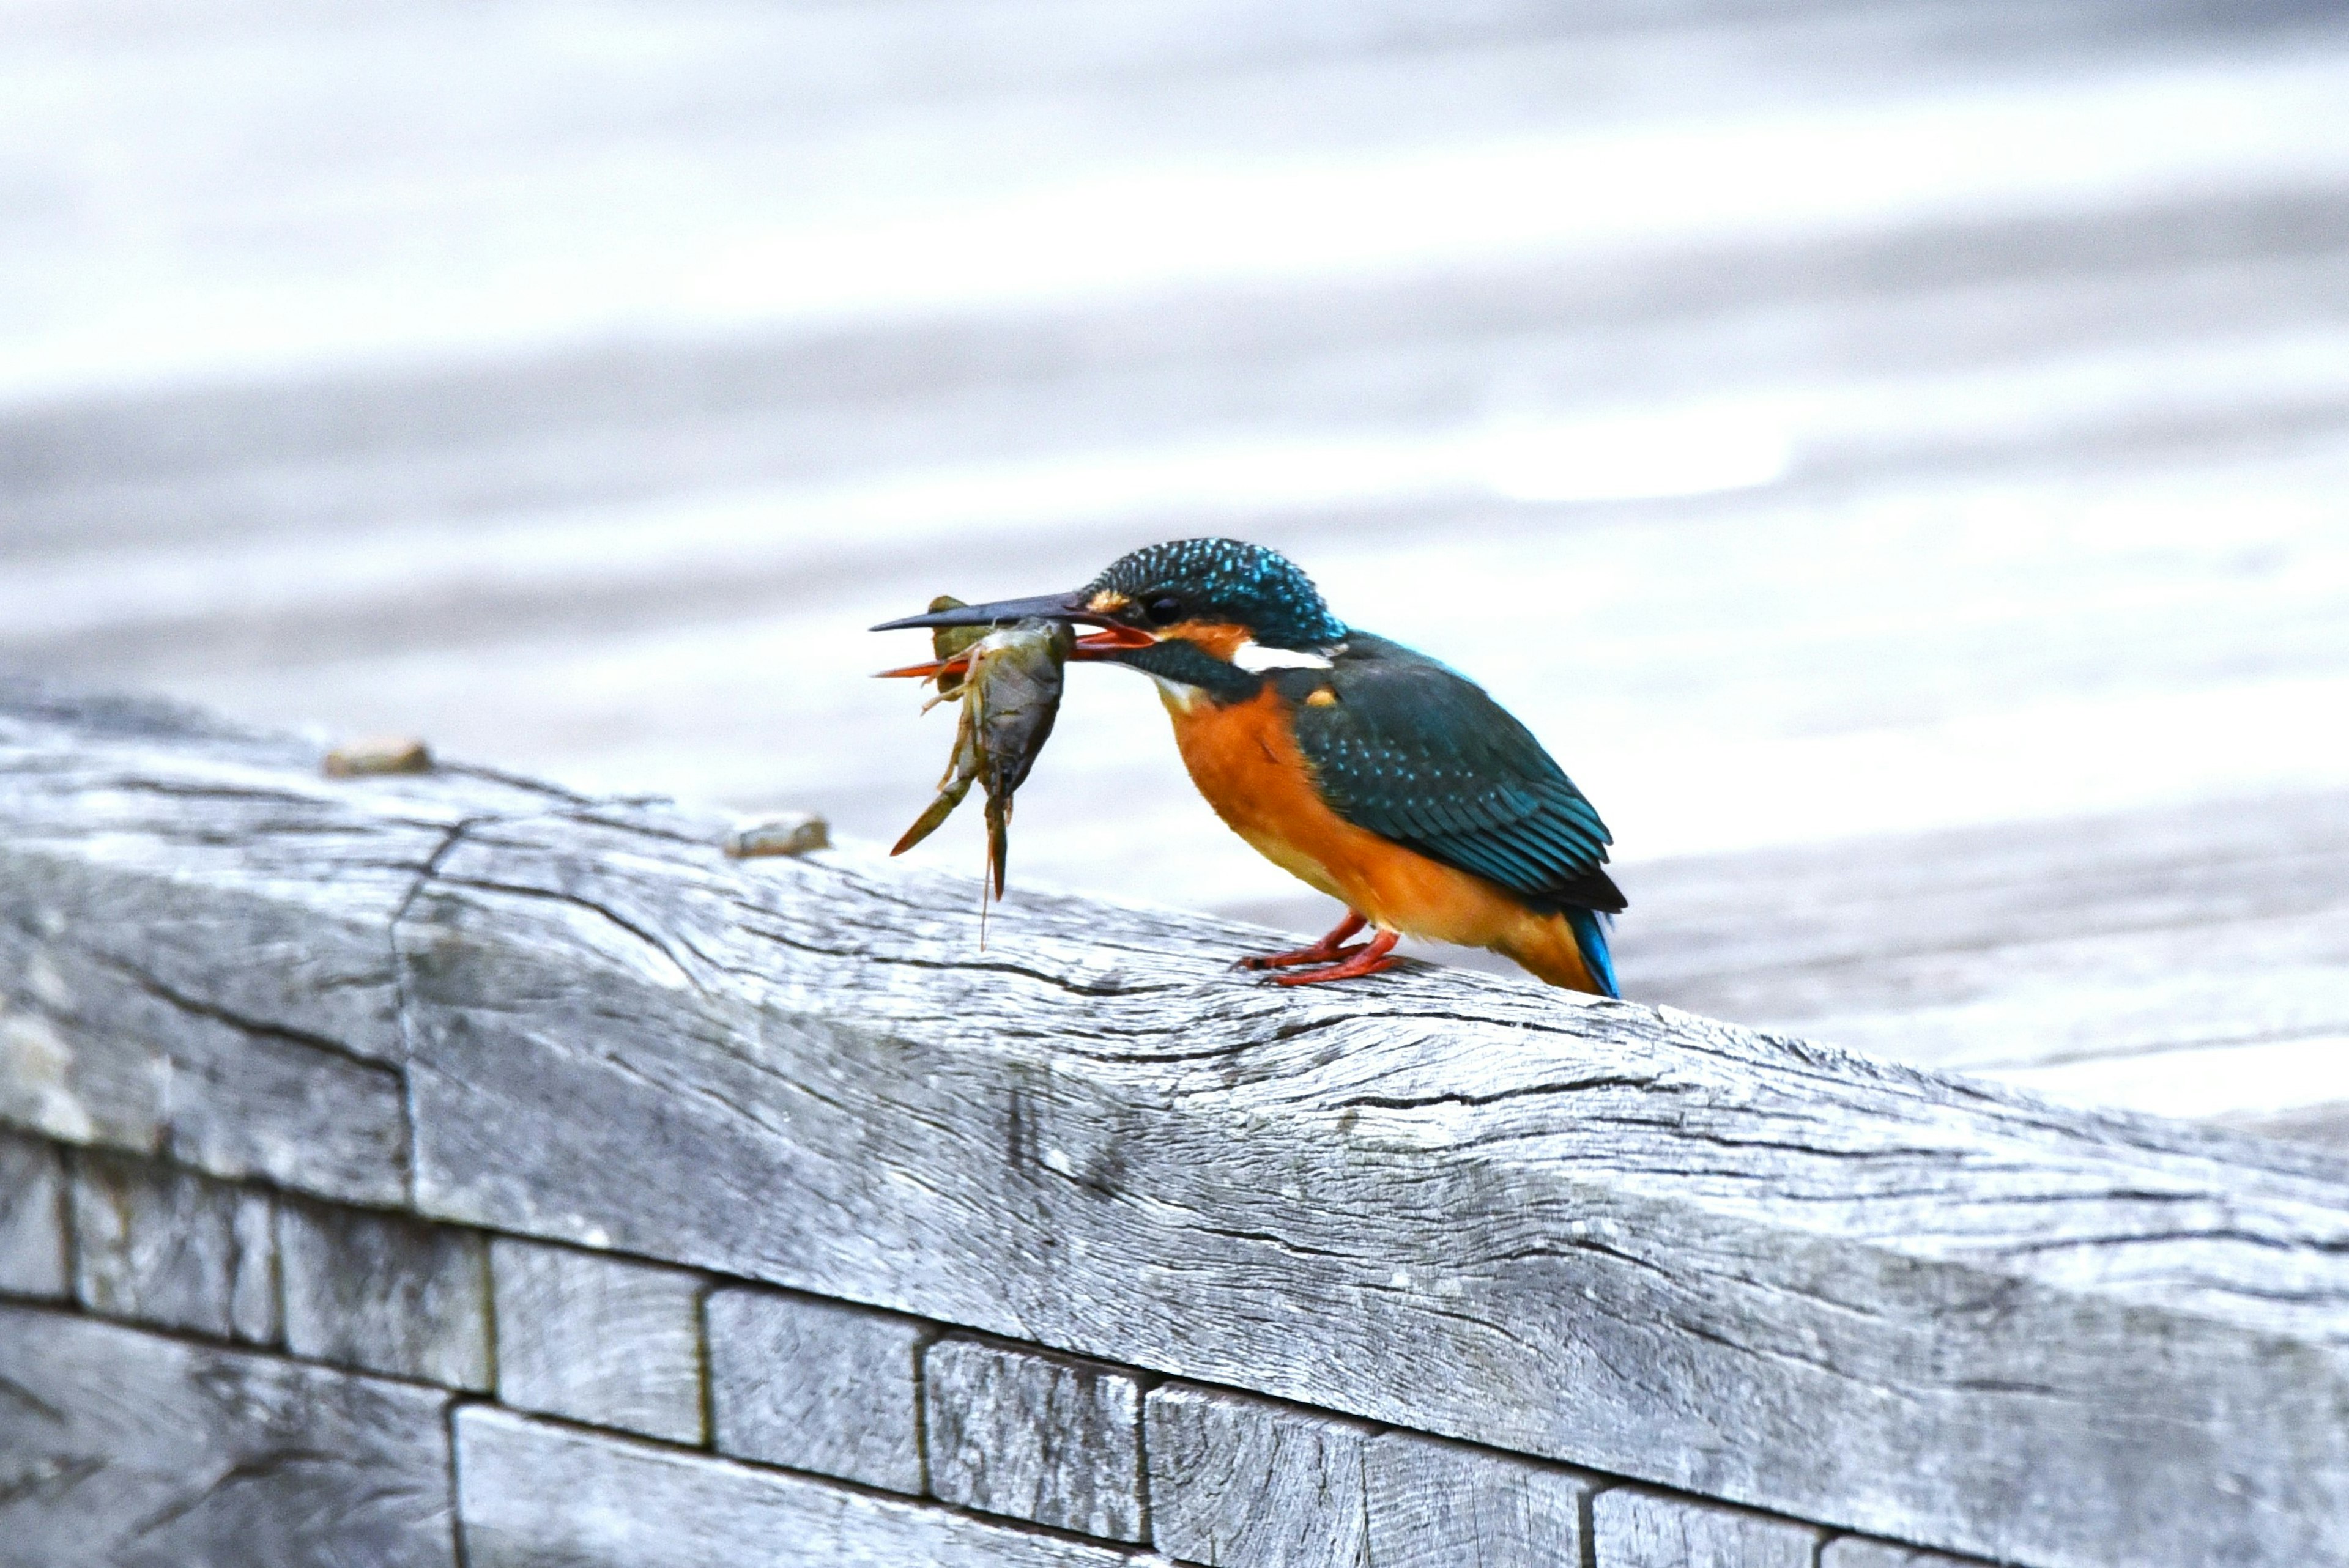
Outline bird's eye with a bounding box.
[1143,594,1184,625]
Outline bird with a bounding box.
[874,539,1624,994]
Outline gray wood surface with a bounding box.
[70,1148,275,1344]
[491,1237,706,1444]
[0,1302,456,1568]
[703,1283,928,1493]
[1591,1489,1820,1568]
[1145,1383,1374,1568]
[278,1195,491,1391]
[0,687,557,1205]
[0,1131,67,1298]
[1362,1432,1590,1568]
[456,1404,1135,1568]
[15,694,2349,1568]
[393,791,2349,1568]
[925,1336,1149,1543]
[1821,1539,1985,1568]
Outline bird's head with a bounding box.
[874,539,1348,690]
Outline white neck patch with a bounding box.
[1231,640,1336,673]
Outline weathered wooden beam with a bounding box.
[0,1304,456,1567]
[924,1337,1151,1543]
[0,686,560,1204]
[68,1148,276,1345]
[491,1237,707,1445]
[9,687,2349,1568]
[704,1284,930,1493]
[455,1406,1132,1568]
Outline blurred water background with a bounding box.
[6,0,2349,1130]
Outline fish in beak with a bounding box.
[872,591,1156,667]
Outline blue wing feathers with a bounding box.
[1285,634,1625,919]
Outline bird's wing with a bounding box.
[1285,641,1624,914]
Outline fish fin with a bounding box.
[891,784,967,856]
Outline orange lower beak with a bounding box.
[1071,624,1157,659]
[876,656,967,680]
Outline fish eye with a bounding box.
[1143,593,1184,625]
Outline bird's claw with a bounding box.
[1266,953,1403,986]
[1234,942,1368,972]
[1253,927,1401,985]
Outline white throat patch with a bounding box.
[1230,640,1337,673]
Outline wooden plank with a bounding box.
[1144,1383,1374,1568]
[69,1147,275,1344]
[0,1131,68,1298]
[924,1337,1148,1543]
[390,796,2349,1568]
[278,1196,492,1391]
[1766,908,2349,1074]
[0,686,563,1206]
[455,1405,1135,1568]
[0,890,412,1204]
[19,695,2349,1566]
[1362,1432,1591,1567]
[0,685,533,1065]
[1980,1034,2349,1137]
[1617,788,2349,994]
[0,1302,455,1567]
[10,0,2339,432]
[703,1284,927,1493]
[1591,1489,1820,1567]
[491,1237,705,1444]
[1822,1539,1989,1568]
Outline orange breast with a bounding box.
[1160,684,1598,991]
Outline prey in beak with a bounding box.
[872,590,1154,681]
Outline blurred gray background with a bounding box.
[6,0,2348,1137]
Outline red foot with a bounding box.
[1271,928,1401,986]
[1237,912,1368,971]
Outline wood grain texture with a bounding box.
[491,1237,705,1444]
[1608,789,2349,1104]
[1820,1539,1991,1568]
[1145,1383,1373,1568]
[0,1131,67,1298]
[924,1336,1148,1543]
[18,694,2349,1568]
[278,1196,491,1391]
[0,895,411,1204]
[1362,1432,1590,1567]
[0,687,557,1206]
[704,1283,927,1493]
[1591,1489,1820,1568]
[0,1302,455,1568]
[70,1147,276,1344]
[0,686,557,1063]
[1619,788,2349,999]
[455,1405,1137,1568]
[392,794,2349,1568]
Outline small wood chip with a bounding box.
[724,812,830,859]
[322,737,433,777]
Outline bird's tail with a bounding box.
[1494,906,1621,997]
[1562,908,1620,999]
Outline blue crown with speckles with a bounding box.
[1088,539,1349,649]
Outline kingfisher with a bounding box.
[874,539,1623,994]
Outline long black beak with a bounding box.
[870,591,1097,632]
